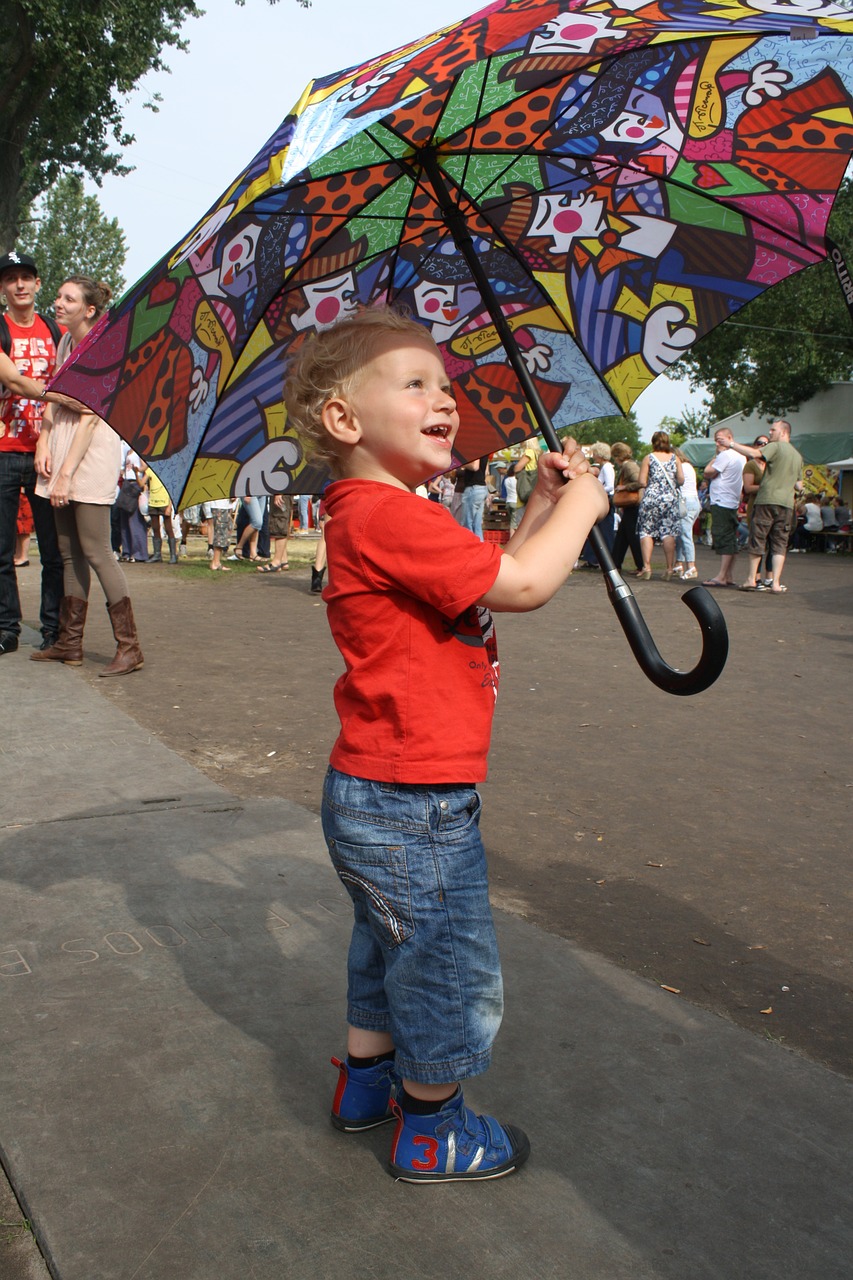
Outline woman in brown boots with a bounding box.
[32,275,143,676]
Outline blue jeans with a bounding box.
[321,767,503,1084]
[459,485,488,539]
[118,506,148,560]
[241,495,267,530]
[676,501,701,565]
[0,451,62,639]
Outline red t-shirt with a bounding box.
[323,479,503,784]
[0,315,58,452]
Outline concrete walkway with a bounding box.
[1,633,852,1280]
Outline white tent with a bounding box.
[826,458,853,469]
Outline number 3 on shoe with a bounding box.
[388,1088,530,1183]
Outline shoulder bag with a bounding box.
[661,457,688,518]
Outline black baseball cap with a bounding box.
[0,251,39,278]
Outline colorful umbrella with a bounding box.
[52,0,853,690]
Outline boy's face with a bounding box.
[330,332,459,490]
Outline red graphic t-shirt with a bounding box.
[0,315,58,452]
[323,479,503,784]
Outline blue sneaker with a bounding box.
[330,1056,399,1132]
[388,1088,530,1183]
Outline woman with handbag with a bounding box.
[636,430,684,580]
[32,276,143,675]
[610,441,644,573]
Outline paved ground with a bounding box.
[23,535,851,1073]
[1,538,851,1278]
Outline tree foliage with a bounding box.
[0,0,309,250]
[559,411,643,455]
[16,175,127,313]
[672,179,853,421]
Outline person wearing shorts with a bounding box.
[207,499,234,572]
[258,494,292,571]
[729,420,803,594]
[702,428,744,588]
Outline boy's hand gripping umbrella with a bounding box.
[51,0,853,694]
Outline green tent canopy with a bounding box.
[680,432,853,469]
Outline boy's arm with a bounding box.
[479,443,609,613]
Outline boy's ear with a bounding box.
[321,395,362,447]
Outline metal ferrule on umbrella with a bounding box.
[421,147,728,697]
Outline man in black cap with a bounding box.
[0,250,64,654]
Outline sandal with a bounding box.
[257,562,282,572]
[210,563,231,572]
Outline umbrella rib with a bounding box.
[437,48,629,203]
[457,55,497,198]
[313,125,449,307]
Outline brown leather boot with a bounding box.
[30,597,87,665]
[100,597,144,677]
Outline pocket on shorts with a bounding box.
[327,839,414,948]
[435,788,482,838]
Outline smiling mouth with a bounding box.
[423,426,451,439]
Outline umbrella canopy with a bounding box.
[53,0,853,506]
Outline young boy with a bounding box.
[285,307,607,1183]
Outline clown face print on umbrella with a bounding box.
[52,0,853,508]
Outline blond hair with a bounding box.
[590,440,611,463]
[285,305,437,473]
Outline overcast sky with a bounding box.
[86,0,708,438]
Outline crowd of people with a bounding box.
[432,426,849,601]
[0,252,340,673]
[699,420,850,594]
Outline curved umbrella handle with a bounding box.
[588,525,728,695]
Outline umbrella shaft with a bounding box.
[420,149,562,455]
[421,150,617,577]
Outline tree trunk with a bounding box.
[0,137,24,251]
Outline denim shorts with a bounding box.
[321,767,503,1084]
